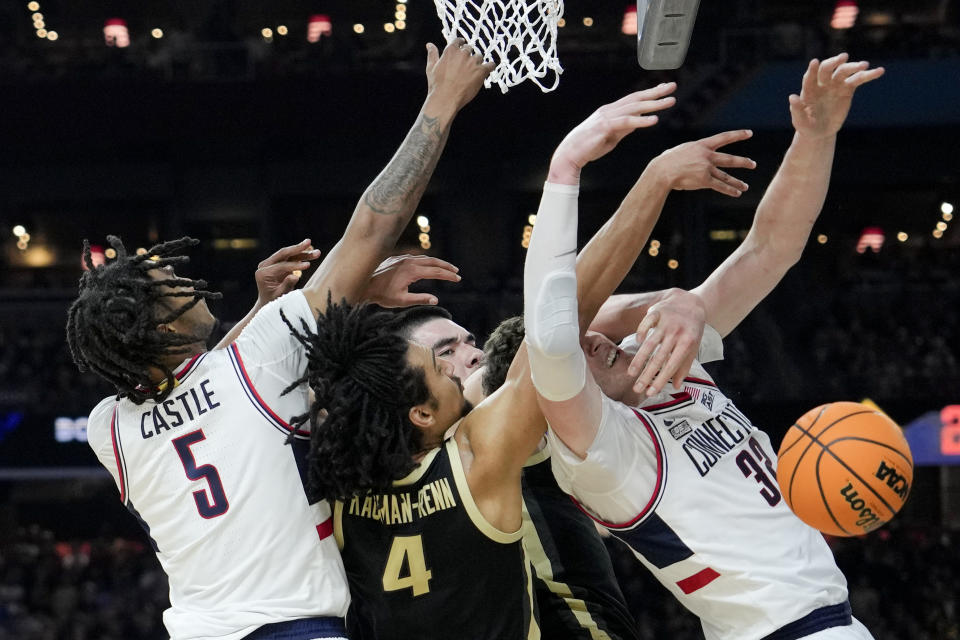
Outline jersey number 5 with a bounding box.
[382,535,432,597]
[173,430,230,519]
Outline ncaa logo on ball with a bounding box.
[875,460,909,499]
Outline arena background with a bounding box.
[0,0,958,637]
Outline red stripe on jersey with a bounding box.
[677,567,721,594]
[683,376,716,388]
[109,405,126,504]
[644,392,691,411]
[316,518,333,541]
[570,409,664,530]
[230,343,309,437]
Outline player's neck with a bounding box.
[150,345,207,383]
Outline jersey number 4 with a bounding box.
[735,436,782,507]
[173,430,230,519]
[382,535,432,597]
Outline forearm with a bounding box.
[752,132,836,262]
[575,164,671,332]
[589,290,672,341]
[303,95,458,308]
[695,133,837,336]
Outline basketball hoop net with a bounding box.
[433,0,564,93]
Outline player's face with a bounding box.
[409,318,484,382]
[147,265,217,342]
[581,331,635,402]
[405,342,473,442]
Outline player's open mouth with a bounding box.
[606,348,620,368]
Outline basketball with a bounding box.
[777,402,913,537]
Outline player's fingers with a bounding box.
[636,334,676,394]
[609,115,660,132]
[425,42,440,71]
[411,266,462,283]
[844,66,885,87]
[648,339,692,395]
[710,151,756,170]
[801,59,820,94]
[610,83,677,108]
[611,96,676,119]
[832,60,869,83]
[259,238,311,268]
[405,255,460,272]
[701,128,752,150]
[278,272,301,294]
[710,166,749,192]
[817,52,848,85]
[263,260,312,274]
[709,177,743,197]
[400,292,440,306]
[628,328,661,378]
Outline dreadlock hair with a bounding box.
[389,304,453,341]
[281,298,433,502]
[482,315,525,397]
[66,235,222,405]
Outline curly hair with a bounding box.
[481,315,525,396]
[66,235,222,405]
[282,299,433,502]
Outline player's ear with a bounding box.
[408,403,436,430]
[156,323,176,334]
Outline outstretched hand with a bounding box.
[548,83,678,184]
[425,39,495,112]
[790,53,884,140]
[364,254,461,307]
[627,289,706,396]
[255,239,322,304]
[650,129,757,197]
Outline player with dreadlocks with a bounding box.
[67,235,222,404]
[70,40,492,640]
[293,85,759,640]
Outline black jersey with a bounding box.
[335,438,539,640]
[522,447,640,640]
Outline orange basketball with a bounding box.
[776,401,913,537]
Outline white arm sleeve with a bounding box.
[523,182,586,402]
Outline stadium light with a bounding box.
[831,0,858,29]
[622,6,638,35]
[308,15,333,42]
[104,18,130,48]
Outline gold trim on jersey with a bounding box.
[393,446,444,486]
[524,544,543,640]
[446,438,524,544]
[520,501,612,639]
[334,500,345,551]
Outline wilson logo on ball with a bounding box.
[838,483,882,531]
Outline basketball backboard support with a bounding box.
[637,0,701,70]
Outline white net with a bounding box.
[433,0,564,93]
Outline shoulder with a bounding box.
[87,396,117,450]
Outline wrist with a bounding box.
[641,157,674,194]
[423,91,461,120]
[547,155,581,185]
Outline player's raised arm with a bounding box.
[693,53,884,338]
[302,40,491,316]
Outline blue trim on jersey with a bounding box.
[126,500,160,553]
[244,616,347,639]
[110,404,130,506]
[609,513,694,569]
[227,344,309,441]
[760,601,852,640]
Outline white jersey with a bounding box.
[87,291,349,640]
[548,327,851,640]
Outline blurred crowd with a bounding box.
[0,521,955,639]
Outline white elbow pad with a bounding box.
[526,272,586,402]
